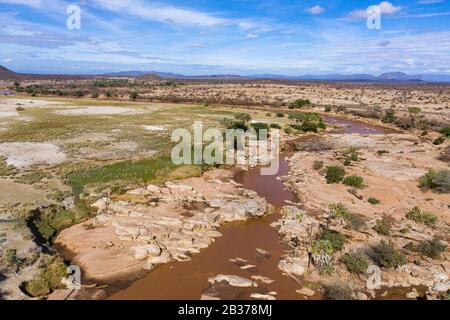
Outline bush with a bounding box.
[340,252,369,274]
[343,175,364,189]
[269,123,281,129]
[342,147,359,165]
[373,218,391,236]
[313,160,324,171]
[434,136,446,145]
[234,112,252,122]
[382,109,396,123]
[419,169,450,193]
[276,112,285,118]
[325,166,346,183]
[416,237,447,259]
[24,256,67,297]
[16,106,25,111]
[329,203,351,222]
[370,241,406,268]
[324,106,332,112]
[406,207,438,228]
[324,282,353,300]
[265,112,272,117]
[289,112,326,132]
[440,127,450,137]
[130,92,139,100]
[368,197,380,205]
[318,228,346,252]
[289,98,311,109]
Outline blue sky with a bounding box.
[0,0,449,75]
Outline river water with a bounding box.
[108,116,391,300]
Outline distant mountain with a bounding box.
[0,65,18,79]
[2,65,450,83]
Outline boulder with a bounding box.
[278,257,305,276]
[296,287,315,297]
[208,274,256,288]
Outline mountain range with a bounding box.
[1,65,450,83]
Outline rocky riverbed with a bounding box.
[273,132,450,300]
[50,169,273,299]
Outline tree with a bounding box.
[130,92,139,101]
[288,112,326,132]
[407,107,421,127]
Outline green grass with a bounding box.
[406,207,438,228]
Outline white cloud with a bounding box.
[246,33,258,39]
[0,0,42,8]
[92,0,226,26]
[3,58,13,63]
[349,1,401,19]
[189,43,205,49]
[416,0,444,4]
[305,5,325,15]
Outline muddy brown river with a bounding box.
[108,116,392,300]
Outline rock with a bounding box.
[147,250,172,264]
[250,293,276,300]
[406,290,419,299]
[130,244,161,261]
[278,257,305,276]
[127,187,150,195]
[296,287,315,297]
[146,184,160,193]
[91,197,110,212]
[208,274,256,288]
[432,282,450,293]
[142,261,154,271]
[355,292,368,300]
[201,294,221,300]
[251,275,274,284]
[240,264,257,271]
[209,199,226,208]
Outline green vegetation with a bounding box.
[434,136,446,145]
[324,282,353,300]
[23,256,67,297]
[370,241,406,268]
[289,112,326,133]
[329,203,351,222]
[0,156,18,177]
[317,228,346,252]
[406,237,447,259]
[324,106,332,112]
[342,175,364,189]
[4,249,26,272]
[419,169,450,193]
[325,166,346,184]
[130,92,139,101]
[340,252,369,274]
[276,112,285,118]
[440,127,450,137]
[406,206,438,228]
[234,112,252,122]
[382,109,396,123]
[313,160,324,171]
[373,218,391,236]
[342,147,360,166]
[289,98,311,109]
[368,197,381,205]
[269,123,281,129]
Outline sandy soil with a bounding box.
[0,142,67,167]
[53,106,138,116]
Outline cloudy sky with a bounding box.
[0,0,449,75]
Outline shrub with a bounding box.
[329,203,351,222]
[416,237,447,259]
[234,112,251,122]
[368,197,380,205]
[406,207,438,228]
[434,137,446,145]
[342,147,359,165]
[324,282,353,300]
[4,249,25,272]
[265,112,272,117]
[419,169,450,193]
[313,160,324,171]
[373,218,391,236]
[343,175,364,189]
[370,241,406,268]
[440,127,450,138]
[91,92,99,98]
[269,123,281,129]
[311,240,334,270]
[318,228,346,252]
[325,166,346,183]
[289,98,311,109]
[324,106,332,112]
[130,92,139,100]
[382,109,396,123]
[276,112,285,118]
[340,252,369,274]
[24,256,67,297]
[16,106,25,111]
[289,112,326,132]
